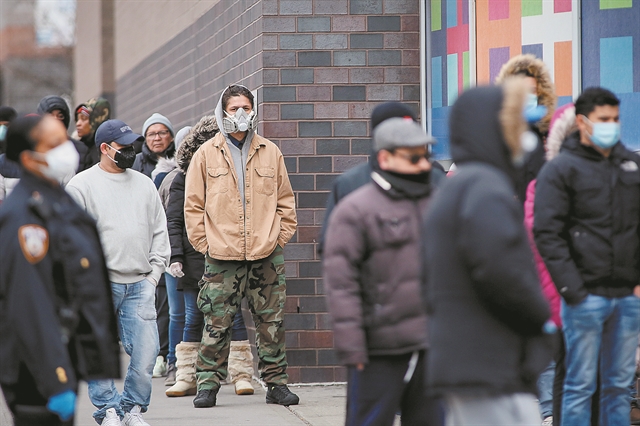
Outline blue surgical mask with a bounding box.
[0,125,7,141]
[583,115,620,149]
[523,93,547,123]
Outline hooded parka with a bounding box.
[422,81,552,397]
[167,116,218,289]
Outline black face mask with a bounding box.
[106,144,136,169]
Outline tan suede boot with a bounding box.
[229,340,254,395]
[165,342,199,397]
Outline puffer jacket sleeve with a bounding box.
[167,172,186,264]
[275,151,297,248]
[322,200,368,366]
[524,180,561,327]
[459,182,550,336]
[534,161,588,305]
[184,149,209,254]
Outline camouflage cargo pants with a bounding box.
[196,246,288,391]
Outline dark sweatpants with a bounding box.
[155,281,169,360]
[345,350,441,426]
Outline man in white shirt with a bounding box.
[66,119,170,426]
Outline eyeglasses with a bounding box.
[392,150,431,165]
[146,130,171,139]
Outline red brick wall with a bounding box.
[115,0,420,383]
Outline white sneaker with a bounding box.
[101,408,121,426]
[541,416,553,426]
[152,355,167,378]
[123,406,150,426]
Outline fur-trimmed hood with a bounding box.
[450,78,529,185]
[176,115,219,173]
[495,54,557,135]
[545,103,576,161]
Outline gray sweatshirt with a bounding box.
[66,164,170,284]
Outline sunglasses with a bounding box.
[392,150,431,165]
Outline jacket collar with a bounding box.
[213,131,267,151]
[562,131,633,165]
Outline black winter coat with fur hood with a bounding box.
[166,116,219,290]
[422,82,552,397]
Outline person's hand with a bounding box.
[169,262,185,278]
[47,390,76,421]
[634,285,640,298]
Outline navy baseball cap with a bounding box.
[95,119,144,147]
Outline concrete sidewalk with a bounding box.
[1,377,347,426]
[75,377,347,426]
[1,347,349,426]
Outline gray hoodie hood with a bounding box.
[214,84,255,142]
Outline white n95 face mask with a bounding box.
[223,108,257,134]
[35,140,79,183]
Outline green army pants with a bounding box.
[196,246,288,391]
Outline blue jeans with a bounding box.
[183,288,204,342]
[560,294,640,426]
[165,273,183,365]
[88,280,160,424]
[537,360,555,418]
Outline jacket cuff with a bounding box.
[170,255,184,265]
[149,264,165,285]
[277,237,287,249]
[560,286,589,306]
[337,350,368,366]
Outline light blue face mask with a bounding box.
[523,93,547,123]
[582,115,620,149]
[0,125,7,141]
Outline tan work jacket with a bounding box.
[184,132,296,261]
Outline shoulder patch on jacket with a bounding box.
[620,160,638,172]
[55,367,68,383]
[18,224,49,264]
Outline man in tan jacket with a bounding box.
[185,84,297,408]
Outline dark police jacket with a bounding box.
[0,172,120,400]
[534,133,640,305]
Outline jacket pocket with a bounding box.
[255,167,275,195]
[207,167,229,193]
[376,213,412,246]
[619,171,640,216]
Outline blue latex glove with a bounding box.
[47,390,76,421]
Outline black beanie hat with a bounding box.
[0,106,17,123]
[37,96,70,129]
[370,102,418,131]
[5,115,43,162]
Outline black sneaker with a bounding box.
[193,388,218,408]
[266,384,299,406]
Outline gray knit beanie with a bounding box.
[142,113,174,137]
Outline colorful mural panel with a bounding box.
[582,0,640,149]
[429,0,471,159]
[428,0,575,159]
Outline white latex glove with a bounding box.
[169,262,185,278]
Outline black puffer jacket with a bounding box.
[422,83,552,397]
[167,116,218,290]
[534,132,640,305]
